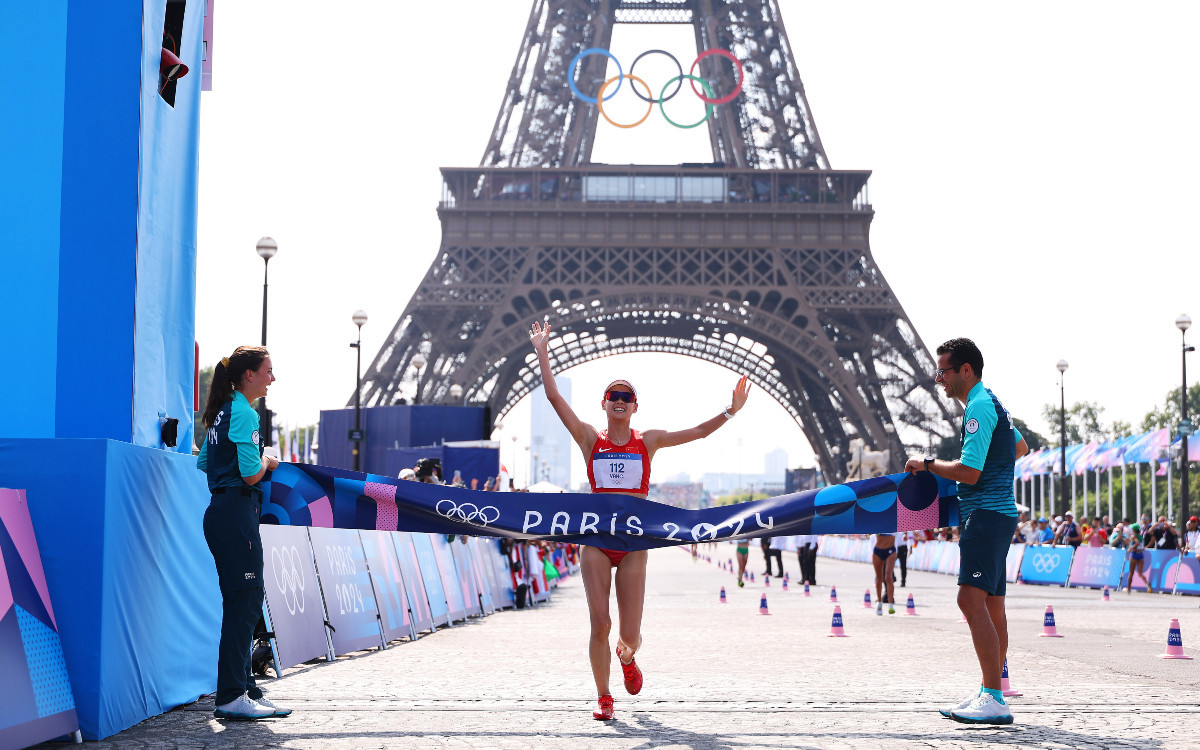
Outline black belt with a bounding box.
[212,487,259,498]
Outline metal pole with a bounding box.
[1121,462,1127,522]
[353,325,363,472]
[259,257,272,446]
[1060,374,1068,518]
[1182,325,1191,537]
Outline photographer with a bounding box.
[414,457,443,484]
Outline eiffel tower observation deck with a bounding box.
[359,0,953,480]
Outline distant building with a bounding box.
[764,448,789,479]
[649,481,706,509]
[700,472,784,497]
[529,378,572,488]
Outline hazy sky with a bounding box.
[196,1,1198,487]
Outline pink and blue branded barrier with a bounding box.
[260,527,538,673]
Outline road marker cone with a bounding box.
[1039,605,1063,637]
[957,613,968,623]
[829,585,838,603]
[903,594,919,616]
[1001,659,1022,697]
[759,594,770,615]
[1102,586,1110,601]
[750,572,755,582]
[803,581,812,596]
[720,587,726,603]
[765,576,771,588]
[827,605,848,637]
[782,578,789,592]
[1159,619,1193,659]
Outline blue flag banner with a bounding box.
[262,464,959,548]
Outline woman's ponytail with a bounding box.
[201,346,269,428]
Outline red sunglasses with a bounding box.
[605,391,636,404]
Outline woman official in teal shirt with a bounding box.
[197,346,290,720]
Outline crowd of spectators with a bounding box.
[1012,511,1199,554]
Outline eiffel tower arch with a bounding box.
[358,0,953,480]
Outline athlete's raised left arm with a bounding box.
[643,375,750,454]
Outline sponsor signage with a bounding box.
[261,525,330,669]
[1018,546,1074,586]
[309,527,383,655]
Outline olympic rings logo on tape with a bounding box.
[568,47,743,129]
[436,499,501,526]
[1032,553,1061,574]
[270,545,307,615]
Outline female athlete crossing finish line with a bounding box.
[530,320,751,721]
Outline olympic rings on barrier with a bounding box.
[568,48,623,104]
[1032,553,1061,574]
[688,48,743,105]
[436,499,501,526]
[629,49,683,103]
[568,47,743,126]
[597,75,654,129]
[659,75,714,129]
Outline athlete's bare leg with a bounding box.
[614,550,648,662]
[580,546,614,696]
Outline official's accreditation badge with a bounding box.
[252,430,261,445]
[965,418,979,434]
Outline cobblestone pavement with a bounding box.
[47,544,1200,749]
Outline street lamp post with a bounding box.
[1057,359,1069,518]
[350,310,368,472]
[1177,314,1194,534]
[256,237,278,446]
[411,353,427,405]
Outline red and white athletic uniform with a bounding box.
[587,430,651,567]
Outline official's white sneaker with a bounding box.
[253,694,292,717]
[950,693,1013,725]
[214,693,274,720]
[939,692,978,718]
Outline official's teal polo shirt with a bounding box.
[197,390,264,491]
[957,382,1022,518]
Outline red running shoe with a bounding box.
[615,644,643,695]
[592,694,614,721]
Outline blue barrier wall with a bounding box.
[132,0,202,449]
[319,405,487,472]
[0,0,199,450]
[0,439,219,739]
[385,446,500,487]
[0,1,69,438]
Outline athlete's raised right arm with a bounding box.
[530,320,595,450]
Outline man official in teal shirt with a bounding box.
[905,338,1028,726]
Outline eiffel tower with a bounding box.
[357,0,953,480]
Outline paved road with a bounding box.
[52,543,1200,749]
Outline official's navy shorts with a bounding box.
[957,508,1018,596]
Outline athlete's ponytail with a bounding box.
[201,346,270,428]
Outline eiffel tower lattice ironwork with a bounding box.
[357,0,953,480]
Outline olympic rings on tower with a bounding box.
[569,47,743,128]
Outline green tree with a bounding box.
[1012,417,1047,451]
[1140,384,1200,433]
[1040,401,1106,446]
[1109,419,1134,440]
